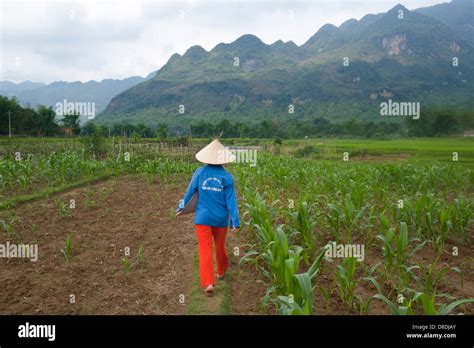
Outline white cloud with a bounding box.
[0,0,447,83]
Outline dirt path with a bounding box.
[186,225,259,314]
[0,175,196,314]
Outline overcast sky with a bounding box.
[0,0,448,83]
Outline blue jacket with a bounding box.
[179,164,240,228]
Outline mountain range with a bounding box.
[96,1,474,130]
[0,71,157,117]
[2,1,473,130]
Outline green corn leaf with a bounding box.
[439,298,474,315]
[373,294,400,315]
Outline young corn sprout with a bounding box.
[60,233,73,262]
[418,255,463,304]
[0,218,16,239]
[276,248,326,315]
[452,196,472,244]
[376,220,428,293]
[417,294,474,315]
[289,198,317,261]
[121,257,131,274]
[85,189,96,208]
[136,243,145,268]
[55,199,71,218]
[324,203,343,243]
[341,194,367,243]
[335,257,358,311]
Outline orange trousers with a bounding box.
[195,224,229,288]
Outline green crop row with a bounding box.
[235,153,473,315]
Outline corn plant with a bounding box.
[257,225,291,294]
[452,196,472,244]
[371,271,474,315]
[99,184,114,201]
[288,199,316,261]
[335,257,358,310]
[365,275,418,315]
[60,233,73,262]
[121,257,131,274]
[244,193,277,229]
[320,287,330,307]
[85,189,96,208]
[373,291,422,315]
[413,193,442,240]
[341,194,367,243]
[55,199,71,218]
[244,193,280,253]
[276,248,326,315]
[142,159,160,183]
[376,220,427,292]
[276,273,313,315]
[136,243,145,268]
[324,203,343,243]
[419,255,463,303]
[433,206,452,253]
[347,179,366,209]
[0,218,16,239]
[355,295,373,315]
[242,190,326,314]
[417,294,474,315]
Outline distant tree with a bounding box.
[432,113,458,135]
[81,122,97,136]
[216,119,232,137]
[343,118,363,136]
[156,123,168,140]
[97,124,109,136]
[81,121,108,136]
[0,96,20,134]
[119,122,136,137]
[62,112,81,135]
[258,120,272,138]
[36,105,60,136]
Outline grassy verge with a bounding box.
[187,249,232,315]
[0,171,115,210]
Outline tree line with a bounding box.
[1,96,472,139]
[0,96,80,136]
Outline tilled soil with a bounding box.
[0,176,196,314]
[1,175,470,316]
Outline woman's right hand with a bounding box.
[175,199,185,216]
[229,227,239,240]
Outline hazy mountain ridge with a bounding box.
[0,80,46,95]
[0,75,154,115]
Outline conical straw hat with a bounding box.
[195,139,236,165]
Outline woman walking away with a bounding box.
[176,139,240,297]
